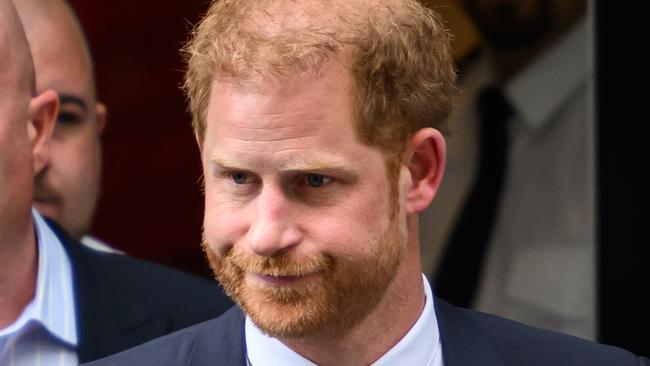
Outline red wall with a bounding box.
[69,1,212,278]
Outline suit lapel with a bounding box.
[49,220,170,362]
[435,297,506,366]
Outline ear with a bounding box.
[195,131,203,151]
[27,89,59,175]
[403,127,446,215]
[96,102,108,134]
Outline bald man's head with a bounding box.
[15,0,106,240]
[1,0,58,246]
[15,0,95,96]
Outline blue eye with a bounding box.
[230,172,249,184]
[305,174,332,187]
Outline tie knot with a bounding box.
[477,86,513,123]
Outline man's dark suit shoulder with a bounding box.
[436,298,649,366]
[82,307,246,366]
[76,242,233,327]
[45,218,234,362]
[84,299,649,366]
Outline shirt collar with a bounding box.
[33,210,78,346]
[245,274,441,366]
[505,17,589,129]
[0,211,79,346]
[373,274,440,365]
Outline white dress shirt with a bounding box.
[80,235,123,254]
[245,274,443,366]
[420,18,595,340]
[0,210,78,365]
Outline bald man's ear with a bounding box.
[27,89,59,175]
[403,128,446,215]
[96,102,107,134]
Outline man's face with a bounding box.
[28,15,104,239]
[201,61,407,340]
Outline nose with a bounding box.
[246,185,302,257]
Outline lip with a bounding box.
[251,272,318,286]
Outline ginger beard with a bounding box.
[203,174,406,341]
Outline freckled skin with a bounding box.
[202,65,393,262]
[201,59,408,341]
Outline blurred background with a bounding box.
[67,0,648,356]
[69,0,212,277]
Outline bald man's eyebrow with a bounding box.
[59,93,88,112]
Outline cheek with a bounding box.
[51,136,100,178]
[203,184,250,254]
[50,142,100,200]
[302,185,392,255]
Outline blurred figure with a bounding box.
[1,1,233,364]
[1,0,65,363]
[421,0,593,339]
[16,0,112,252]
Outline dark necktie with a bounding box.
[434,86,513,308]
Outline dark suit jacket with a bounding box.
[82,296,649,365]
[46,219,234,362]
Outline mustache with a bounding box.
[230,251,333,277]
[204,242,333,277]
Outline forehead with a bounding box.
[203,61,380,167]
[208,61,349,130]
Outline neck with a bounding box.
[282,221,425,365]
[0,217,38,329]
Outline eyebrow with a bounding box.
[210,155,355,174]
[59,93,88,112]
